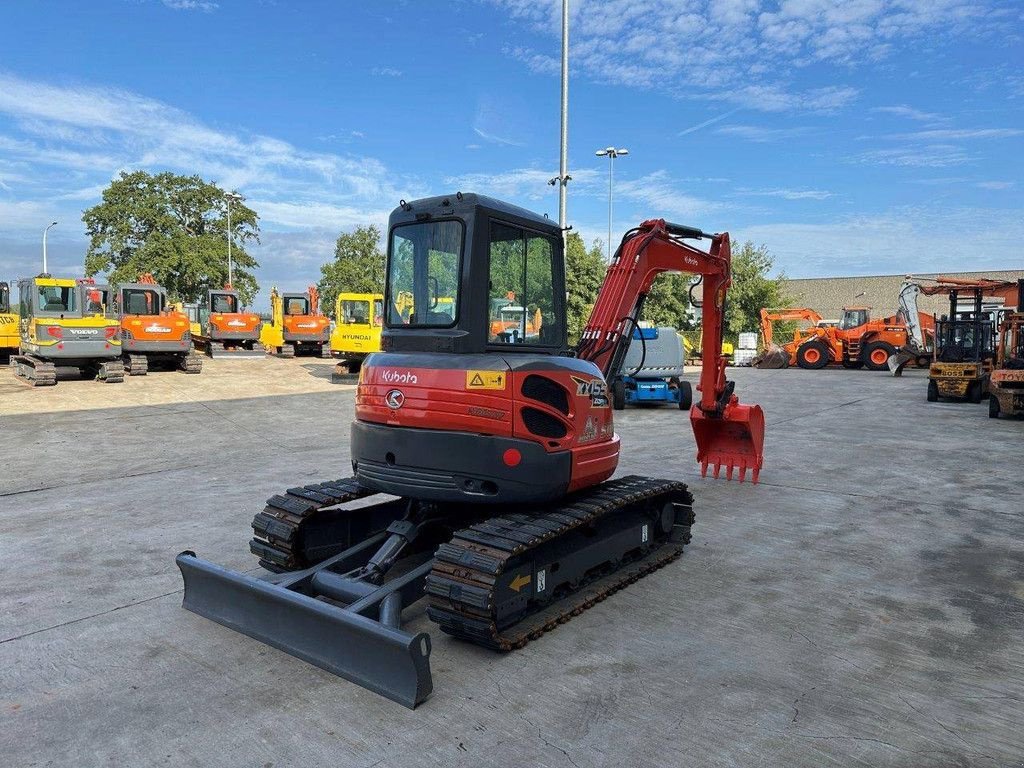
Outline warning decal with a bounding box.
[466,370,507,390]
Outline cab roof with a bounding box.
[389,193,559,235]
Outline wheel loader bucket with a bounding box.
[690,401,765,483]
[176,551,433,709]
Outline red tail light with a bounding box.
[47,325,62,339]
[105,326,119,340]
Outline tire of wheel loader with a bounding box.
[989,395,1000,419]
[863,341,896,371]
[677,380,692,410]
[796,341,829,370]
[927,380,938,402]
[611,379,626,410]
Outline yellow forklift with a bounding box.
[989,281,1024,419]
[927,283,1000,403]
[12,276,124,386]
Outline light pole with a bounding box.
[595,147,628,259]
[42,221,58,274]
[224,192,244,287]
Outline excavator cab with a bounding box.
[0,281,9,314]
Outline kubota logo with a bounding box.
[385,390,405,409]
[684,255,700,268]
[145,324,172,334]
[381,369,418,384]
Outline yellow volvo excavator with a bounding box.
[12,276,124,385]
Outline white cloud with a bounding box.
[737,188,833,201]
[370,67,402,77]
[738,205,1024,278]
[162,0,219,11]
[854,143,973,168]
[472,126,525,146]
[492,0,1006,113]
[716,124,814,142]
[444,167,600,200]
[871,105,946,122]
[891,127,1024,140]
[976,180,1014,190]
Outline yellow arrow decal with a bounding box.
[509,573,531,593]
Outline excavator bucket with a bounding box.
[753,345,789,369]
[690,401,765,483]
[887,349,914,377]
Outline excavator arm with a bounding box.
[759,307,824,349]
[577,219,765,482]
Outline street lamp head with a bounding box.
[617,148,629,156]
[595,149,608,157]
[49,221,58,227]
[224,192,244,203]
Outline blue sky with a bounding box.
[0,0,1022,308]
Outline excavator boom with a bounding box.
[578,220,765,481]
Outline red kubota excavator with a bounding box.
[177,193,765,708]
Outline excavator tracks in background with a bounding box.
[425,475,694,651]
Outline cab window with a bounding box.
[487,222,562,346]
[38,285,76,313]
[387,220,462,326]
[340,300,371,324]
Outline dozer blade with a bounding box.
[690,401,765,483]
[176,551,433,709]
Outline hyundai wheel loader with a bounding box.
[260,286,331,358]
[11,276,124,386]
[117,274,202,375]
[178,193,765,708]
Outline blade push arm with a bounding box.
[577,219,765,481]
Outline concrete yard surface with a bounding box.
[1,359,1022,767]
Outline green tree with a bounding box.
[724,241,788,337]
[643,273,695,330]
[565,232,607,344]
[83,171,260,305]
[318,225,385,315]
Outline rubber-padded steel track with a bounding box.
[96,359,124,383]
[425,475,694,650]
[125,354,148,376]
[249,477,378,571]
[12,354,57,386]
[180,353,203,373]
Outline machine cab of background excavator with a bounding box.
[381,193,567,357]
[0,282,9,314]
[120,285,165,317]
[839,307,869,330]
[208,290,239,314]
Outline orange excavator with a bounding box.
[117,274,202,375]
[260,285,332,357]
[178,193,765,708]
